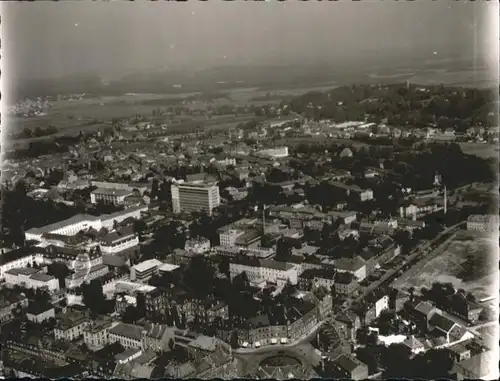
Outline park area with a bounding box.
[394,231,496,300]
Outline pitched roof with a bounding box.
[414,301,435,317]
[108,323,144,341]
[429,313,456,333]
[403,335,424,350]
[332,354,364,372]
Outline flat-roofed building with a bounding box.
[130,259,163,282]
[171,182,220,216]
[256,146,289,158]
[91,188,134,205]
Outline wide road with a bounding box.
[234,342,321,375]
[345,221,465,312]
[234,221,467,374]
[234,320,325,374]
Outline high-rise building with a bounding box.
[171,182,220,215]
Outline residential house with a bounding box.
[334,272,358,297]
[335,311,361,342]
[412,301,438,331]
[402,335,425,355]
[325,354,368,380]
[26,303,55,323]
[108,323,144,349]
[364,295,389,324]
[445,292,483,324]
[334,256,366,281]
[84,320,116,349]
[54,309,90,341]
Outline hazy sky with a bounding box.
[2,1,496,80]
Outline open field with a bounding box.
[394,231,496,300]
[459,142,498,160]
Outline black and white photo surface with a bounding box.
[0,1,498,380]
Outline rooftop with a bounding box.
[26,302,54,316]
[25,214,99,236]
[5,267,40,276]
[332,354,364,372]
[115,347,142,362]
[108,323,144,341]
[92,187,134,197]
[158,263,180,272]
[132,259,163,273]
[187,335,218,352]
[467,214,499,223]
[101,226,136,245]
[429,312,456,333]
[30,273,56,282]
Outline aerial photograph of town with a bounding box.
[0,1,498,380]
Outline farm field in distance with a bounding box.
[394,230,496,301]
[458,142,498,160]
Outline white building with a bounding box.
[0,252,44,280]
[25,205,148,242]
[90,188,133,205]
[64,263,109,289]
[108,323,144,349]
[257,146,289,158]
[229,259,299,285]
[219,228,245,247]
[171,182,220,216]
[83,320,119,349]
[26,306,56,323]
[54,316,90,342]
[100,227,139,254]
[466,215,499,233]
[374,295,389,318]
[130,259,163,282]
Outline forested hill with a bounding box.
[286,84,497,130]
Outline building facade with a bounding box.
[171,182,220,216]
[466,215,499,233]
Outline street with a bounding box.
[234,320,325,374]
[339,222,464,314]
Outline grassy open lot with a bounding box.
[395,231,496,300]
[459,142,498,160]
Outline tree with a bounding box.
[275,238,292,262]
[381,343,413,378]
[230,330,239,349]
[151,178,160,199]
[122,306,140,324]
[46,262,72,289]
[132,219,148,236]
[82,279,107,315]
[213,253,230,277]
